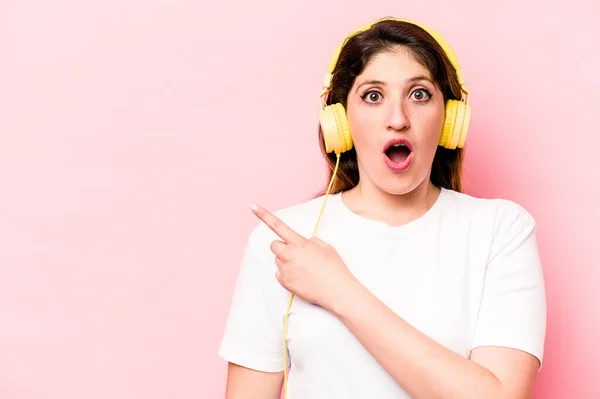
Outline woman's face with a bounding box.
[346,47,446,196]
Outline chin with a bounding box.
[377,175,425,196]
[357,157,432,196]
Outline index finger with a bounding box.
[250,203,305,244]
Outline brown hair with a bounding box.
[316,19,465,197]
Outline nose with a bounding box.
[385,99,410,131]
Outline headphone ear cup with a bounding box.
[440,99,471,150]
[439,100,458,149]
[457,103,471,148]
[448,101,467,149]
[319,103,353,154]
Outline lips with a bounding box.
[383,138,413,172]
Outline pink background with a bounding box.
[0,0,598,398]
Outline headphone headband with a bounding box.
[321,18,466,98]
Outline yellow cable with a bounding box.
[282,153,341,399]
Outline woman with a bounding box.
[218,17,546,399]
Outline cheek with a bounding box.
[420,105,446,147]
[347,107,380,151]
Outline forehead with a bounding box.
[358,48,432,81]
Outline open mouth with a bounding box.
[384,143,412,164]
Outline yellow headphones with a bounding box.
[318,17,471,155]
[281,18,471,399]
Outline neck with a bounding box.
[341,177,441,227]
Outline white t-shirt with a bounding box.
[218,188,547,398]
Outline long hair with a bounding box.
[316,19,465,196]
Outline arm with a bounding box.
[218,225,291,399]
[325,210,545,399]
[224,363,283,399]
[329,279,540,399]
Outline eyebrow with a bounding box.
[355,75,433,93]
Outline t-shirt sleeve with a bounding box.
[470,202,547,368]
[217,226,290,372]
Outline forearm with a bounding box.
[328,279,503,399]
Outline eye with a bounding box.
[411,88,432,101]
[361,90,383,104]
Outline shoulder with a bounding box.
[442,188,537,232]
